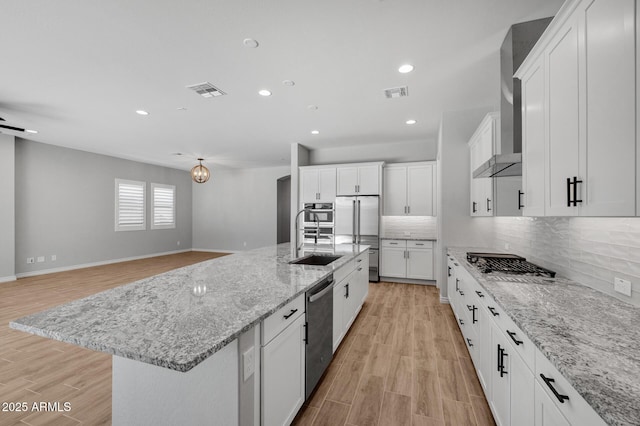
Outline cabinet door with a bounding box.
[380,247,406,278]
[545,17,580,216]
[406,249,433,280]
[534,380,570,426]
[477,306,492,396]
[383,167,407,215]
[580,0,636,216]
[446,258,457,302]
[355,254,369,305]
[337,167,358,196]
[511,349,534,426]
[357,165,380,195]
[342,276,358,332]
[490,327,510,426]
[407,165,434,216]
[317,168,337,202]
[522,56,546,217]
[333,283,345,352]
[300,168,319,202]
[481,178,494,216]
[262,314,305,426]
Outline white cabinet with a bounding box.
[468,113,498,217]
[534,380,571,426]
[516,0,638,217]
[383,162,436,216]
[332,251,369,352]
[299,166,336,203]
[354,251,369,306]
[510,343,535,426]
[380,240,434,280]
[337,163,381,196]
[261,296,306,426]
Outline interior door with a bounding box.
[357,196,379,239]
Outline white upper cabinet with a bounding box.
[299,166,336,203]
[469,113,500,217]
[516,0,638,217]
[336,163,382,196]
[383,162,436,216]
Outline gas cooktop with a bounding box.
[466,252,556,278]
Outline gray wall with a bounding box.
[192,166,290,252]
[15,139,192,275]
[436,108,496,298]
[308,139,436,165]
[0,135,15,281]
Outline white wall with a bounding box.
[308,139,435,165]
[192,166,290,252]
[492,217,640,307]
[14,139,193,275]
[0,134,15,281]
[436,107,496,298]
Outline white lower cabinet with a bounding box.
[534,380,570,426]
[333,252,369,352]
[380,240,434,280]
[261,307,305,426]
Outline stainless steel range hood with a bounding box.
[473,17,552,179]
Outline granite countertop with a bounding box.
[448,247,640,426]
[381,236,437,241]
[10,243,368,373]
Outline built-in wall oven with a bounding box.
[303,226,334,245]
[303,203,334,226]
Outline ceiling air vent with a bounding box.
[186,82,226,98]
[384,86,409,99]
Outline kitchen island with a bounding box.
[10,243,369,425]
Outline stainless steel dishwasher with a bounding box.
[305,274,334,399]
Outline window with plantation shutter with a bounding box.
[151,183,176,229]
[115,179,146,231]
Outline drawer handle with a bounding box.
[497,344,508,377]
[458,290,464,296]
[390,242,398,245]
[507,330,523,346]
[455,278,459,291]
[415,243,424,246]
[466,338,473,347]
[475,290,484,298]
[357,259,362,262]
[488,306,499,317]
[448,266,452,277]
[466,305,477,323]
[459,318,464,325]
[540,374,570,403]
[283,309,298,319]
[357,267,362,271]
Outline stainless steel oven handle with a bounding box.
[308,282,334,303]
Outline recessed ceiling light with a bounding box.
[243,38,259,48]
[311,130,320,135]
[136,110,149,116]
[398,64,414,74]
[307,105,318,110]
[406,119,417,125]
[25,129,38,134]
[282,80,295,87]
[177,107,187,111]
[258,89,272,97]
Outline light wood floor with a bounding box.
[0,251,227,426]
[1,253,495,426]
[293,282,496,426]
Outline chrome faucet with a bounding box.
[294,208,319,258]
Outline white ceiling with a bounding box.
[0,0,564,171]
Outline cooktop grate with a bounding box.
[466,252,556,278]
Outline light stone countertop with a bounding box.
[448,247,640,426]
[10,243,368,373]
[381,237,437,241]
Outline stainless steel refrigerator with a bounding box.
[334,196,379,282]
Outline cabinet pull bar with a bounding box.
[407,206,410,214]
[304,322,308,344]
[567,177,572,206]
[572,176,583,206]
[448,266,452,277]
[487,198,491,212]
[488,306,499,316]
[283,309,298,319]
[506,330,523,346]
[466,338,473,347]
[459,318,464,325]
[472,201,477,213]
[458,290,464,296]
[475,290,484,298]
[518,190,524,210]
[540,374,570,403]
[455,278,459,291]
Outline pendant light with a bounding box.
[191,158,210,183]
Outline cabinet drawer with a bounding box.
[381,239,407,248]
[407,240,433,249]
[498,313,535,370]
[263,294,305,345]
[334,259,354,284]
[535,350,607,426]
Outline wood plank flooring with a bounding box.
[1,253,495,426]
[0,251,227,426]
[294,282,496,426]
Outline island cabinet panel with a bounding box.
[333,251,369,352]
[262,313,306,426]
[112,341,239,426]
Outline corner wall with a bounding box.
[0,135,15,281]
[15,139,193,275]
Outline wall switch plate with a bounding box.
[51,255,57,261]
[27,257,35,264]
[242,346,255,381]
[614,277,632,297]
[37,256,45,263]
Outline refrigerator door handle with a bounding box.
[357,200,361,244]
[352,200,357,244]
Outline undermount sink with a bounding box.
[289,254,342,266]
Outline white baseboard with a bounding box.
[192,248,240,254]
[0,275,17,284]
[15,249,192,279]
[440,296,450,304]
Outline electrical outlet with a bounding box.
[177,241,180,246]
[51,255,57,261]
[505,243,511,250]
[242,346,255,381]
[37,256,45,263]
[27,257,35,264]
[403,231,411,237]
[614,277,632,297]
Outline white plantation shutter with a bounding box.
[115,179,146,231]
[151,183,176,229]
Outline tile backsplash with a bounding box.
[381,216,437,239]
[493,217,640,306]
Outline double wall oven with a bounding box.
[303,203,335,245]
